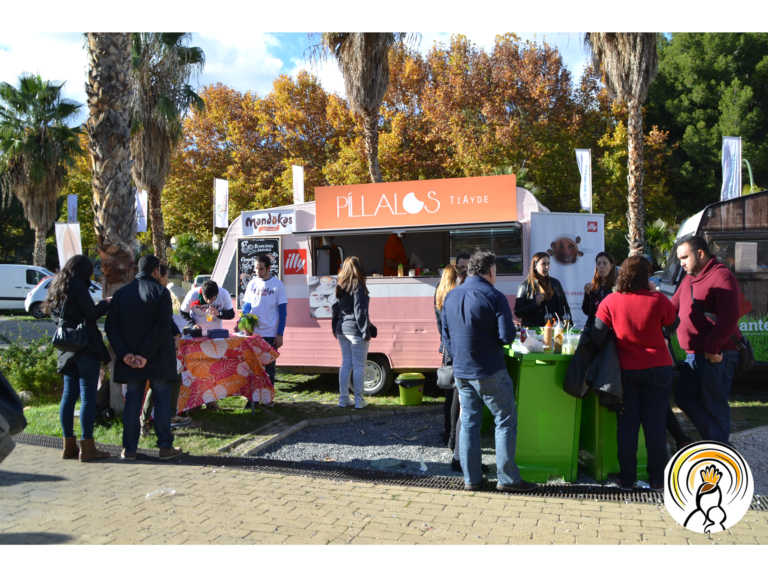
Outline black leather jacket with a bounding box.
[514,277,571,327]
[331,286,371,340]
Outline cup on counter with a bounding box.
[320,276,336,290]
[206,308,214,322]
[408,269,416,277]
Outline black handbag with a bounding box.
[370,323,378,339]
[436,348,455,389]
[690,284,754,372]
[51,300,88,353]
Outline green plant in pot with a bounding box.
[238,313,260,335]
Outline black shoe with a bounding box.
[451,458,488,473]
[464,477,488,491]
[496,480,538,493]
[447,436,455,450]
[619,483,634,492]
[649,483,664,493]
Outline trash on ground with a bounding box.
[146,488,176,500]
[359,429,366,435]
[419,455,429,472]
[405,436,418,441]
[409,425,429,434]
[324,457,335,462]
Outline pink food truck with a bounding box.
[211,174,550,395]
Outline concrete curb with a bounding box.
[245,404,443,456]
[731,424,768,442]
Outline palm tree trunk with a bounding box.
[33,227,47,268]
[87,33,136,297]
[626,99,646,257]
[148,185,166,263]
[362,111,383,183]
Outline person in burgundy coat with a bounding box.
[672,236,742,445]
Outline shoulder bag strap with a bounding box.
[689,282,743,349]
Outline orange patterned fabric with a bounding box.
[176,334,279,412]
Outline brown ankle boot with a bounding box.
[79,438,110,462]
[62,437,78,459]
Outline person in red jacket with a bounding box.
[672,236,741,444]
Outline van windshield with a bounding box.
[658,239,685,285]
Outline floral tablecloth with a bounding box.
[176,334,279,412]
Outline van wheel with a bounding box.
[29,302,48,319]
[361,355,394,396]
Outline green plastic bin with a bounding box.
[510,351,582,483]
[579,391,648,481]
[397,373,425,406]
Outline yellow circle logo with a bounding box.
[664,441,754,534]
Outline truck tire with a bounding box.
[361,354,394,396]
[29,302,48,319]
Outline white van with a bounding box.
[0,264,55,311]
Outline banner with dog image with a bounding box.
[529,213,605,329]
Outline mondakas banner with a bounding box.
[136,189,148,233]
[575,149,592,212]
[529,212,605,329]
[721,137,742,201]
[214,178,229,228]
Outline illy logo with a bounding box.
[284,249,307,275]
[587,221,598,233]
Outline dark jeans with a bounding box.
[616,365,674,487]
[60,351,101,439]
[442,387,460,440]
[262,336,276,385]
[123,378,174,454]
[142,374,182,420]
[676,350,738,443]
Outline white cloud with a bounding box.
[0,33,88,124]
[287,56,346,97]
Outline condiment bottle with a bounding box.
[397,263,404,277]
[543,318,554,353]
[553,323,563,354]
[563,312,571,330]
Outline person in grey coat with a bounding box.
[105,255,182,461]
[331,256,372,409]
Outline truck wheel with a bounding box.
[361,354,394,396]
[29,302,48,319]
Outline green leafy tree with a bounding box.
[0,74,83,266]
[167,233,218,281]
[646,33,768,213]
[130,33,205,263]
[584,33,659,257]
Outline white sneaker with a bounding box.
[338,397,355,408]
[354,399,368,409]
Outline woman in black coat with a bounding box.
[582,251,617,327]
[514,252,571,327]
[44,255,111,462]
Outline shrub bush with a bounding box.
[0,333,62,401]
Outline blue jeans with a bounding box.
[456,369,522,487]
[338,333,370,403]
[60,351,101,439]
[123,378,174,453]
[676,350,738,443]
[616,366,674,487]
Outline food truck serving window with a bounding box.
[711,239,768,275]
[450,225,523,275]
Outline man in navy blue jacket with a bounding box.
[442,251,536,493]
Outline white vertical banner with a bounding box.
[67,194,78,223]
[54,222,83,268]
[214,178,229,228]
[529,212,605,329]
[292,165,304,205]
[721,136,742,201]
[575,149,592,212]
[136,189,148,233]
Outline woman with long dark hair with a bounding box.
[331,256,372,409]
[43,255,111,461]
[514,252,571,327]
[590,256,680,491]
[582,251,617,327]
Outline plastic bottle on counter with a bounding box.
[543,318,554,354]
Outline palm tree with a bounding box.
[0,74,83,267]
[86,33,136,296]
[486,164,543,197]
[309,33,419,183]
[130,33,205,263]
[584,33,658,256]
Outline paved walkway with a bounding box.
[1,444,766,545]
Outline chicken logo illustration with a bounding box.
[665,441,753,534]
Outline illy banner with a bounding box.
[214,178,229,228]
[67,194,78,223]
[721,137,742,201]
[575,149,592,212]
[136,190,148,233]
[292,165,304,205]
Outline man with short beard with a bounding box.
[672,236,742,444]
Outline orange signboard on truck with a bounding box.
[314,174,517,231]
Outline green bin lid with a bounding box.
[396,372,425,388]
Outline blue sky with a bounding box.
[0,32,590,126]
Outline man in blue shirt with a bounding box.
[442,251,536,493]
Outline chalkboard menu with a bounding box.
[236,237,281,309]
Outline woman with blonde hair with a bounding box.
[331,256,372,409]
[514,252,570,327]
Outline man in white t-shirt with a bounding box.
[180,280,235,334]
[241,254,287,400]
